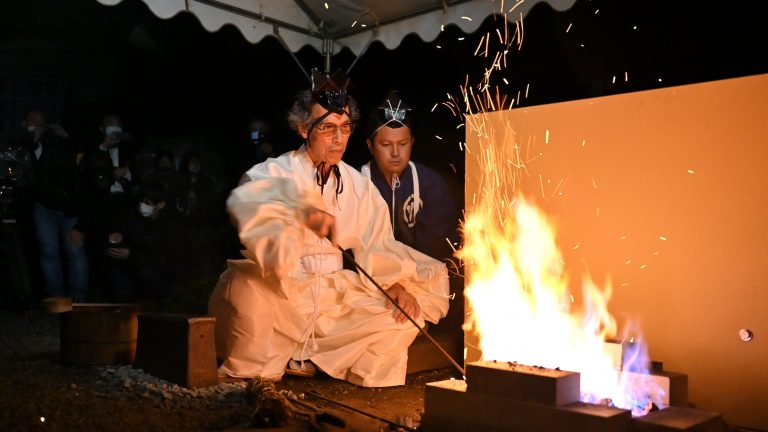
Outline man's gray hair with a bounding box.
[287,90,360,133]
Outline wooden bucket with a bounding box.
[60,304,139,366]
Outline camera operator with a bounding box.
[94,113,134,194]
[230,118,277,187]
[75,114,140,300]
[21,110,89,303]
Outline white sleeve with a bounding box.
[227,177,324,280]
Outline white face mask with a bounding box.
[138,202,155,218]
[105,125,122,136]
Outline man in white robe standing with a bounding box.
[208,70,450,387]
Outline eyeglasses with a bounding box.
[314,122,354,137]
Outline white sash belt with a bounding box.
[300,253,342,276]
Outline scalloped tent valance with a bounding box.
[97,0,576,57]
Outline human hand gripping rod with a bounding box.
[336,245,465,377]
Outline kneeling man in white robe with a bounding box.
[208,71,450,387]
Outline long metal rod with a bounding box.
[306,390,417,432]
[337,246,465,377]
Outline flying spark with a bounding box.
[508,0,525,13]
[474,36,485,56]
[545,129,550,143]
[625,71,629,82]
[350,20,357,27]
[659,236,668,241]
[640,264,647,269]
[431,103,438,112]
[461,16,473,21]
[324,2,329,9]
[503,78,509,85]
[625,260,632,265]
[446,237,457,252]
[687,169,695,174]
[566,23,572,33]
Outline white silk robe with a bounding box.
[208,145,450,387]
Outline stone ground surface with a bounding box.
[0,309,460,432]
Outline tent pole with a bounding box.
[346,29,378,75]
[273,25,311,82]
[323,37,333,74]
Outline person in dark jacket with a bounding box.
[22,110,90,302]
[102,180,186,306]
[361,92,461,263]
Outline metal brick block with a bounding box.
[632,407,725,432]
[423,379,631,432]
[465,360,581,406]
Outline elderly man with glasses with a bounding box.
[208,71,450,387]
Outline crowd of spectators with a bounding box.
[1,109,276,310]
[1,104,461,313]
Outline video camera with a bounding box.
[0,146,32,219]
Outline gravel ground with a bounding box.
[0,309,459,431]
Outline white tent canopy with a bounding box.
[98,0,576,70]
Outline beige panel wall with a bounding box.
[465,74,768,429]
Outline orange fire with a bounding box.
[458,135,665,416]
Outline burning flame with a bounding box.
[458,137,665,416]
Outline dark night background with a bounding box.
[2,0,766,174]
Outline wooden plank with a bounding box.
[406,326,463,374]
[134,313,218,388]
